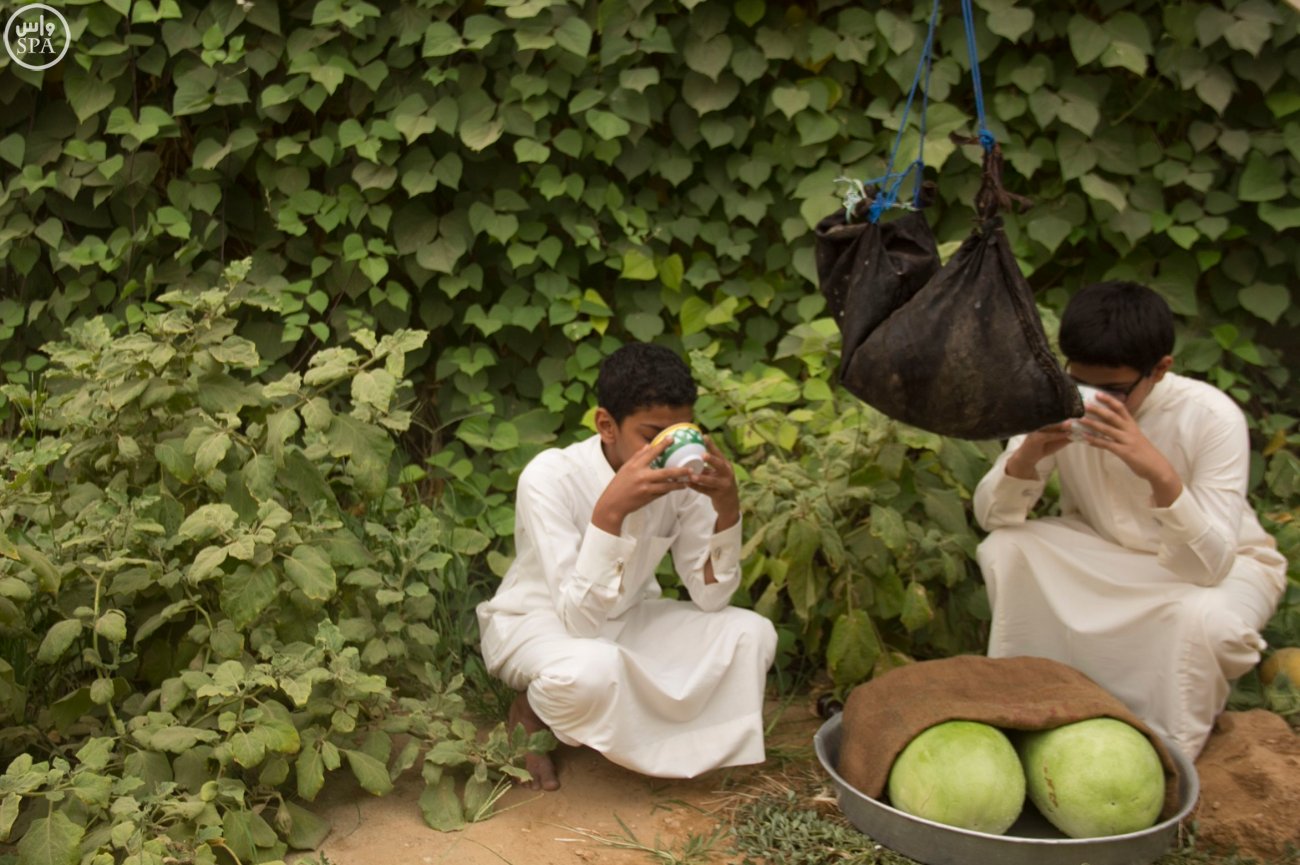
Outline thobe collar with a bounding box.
[1133,371,1175,423]
[585,434,617,486]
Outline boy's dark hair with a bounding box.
[596,343,697,423]
[1059,281,1174,374]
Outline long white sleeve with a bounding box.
[513,457,633,637]
[1147,407,1252,586]
[973,435,1055,531]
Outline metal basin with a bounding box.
[814,713,1200,865]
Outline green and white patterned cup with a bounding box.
[650,422,707,473]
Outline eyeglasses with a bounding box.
[1069,374,1146,400]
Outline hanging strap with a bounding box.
[960,0,995,152]
[854,0,941,224]
[843,0,997,222]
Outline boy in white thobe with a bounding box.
[974,280,1286,760]
[477,343,777,789]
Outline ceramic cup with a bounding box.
[650,422,707,473]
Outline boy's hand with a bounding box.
[591,436,695,535]
[1004,422,1073,480]
[1075,392,1183,507]
[688,436,740,532]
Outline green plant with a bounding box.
[693,348,996,692]
[0,262,546,861]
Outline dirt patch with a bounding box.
[300,702,822,865]
[1193,710,1300,861]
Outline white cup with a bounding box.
[1070,384,1104,442]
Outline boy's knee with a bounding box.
[531,642,622,710]
[719,607,778,667]
[1181,593,1265,678]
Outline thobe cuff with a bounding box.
[986,470,1046,524]
[575,523,637,603]
[1149,488,1209,543]
[707,519,743,584]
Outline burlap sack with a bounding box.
[837,655,1181,820]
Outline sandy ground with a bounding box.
[300,706,1299,865]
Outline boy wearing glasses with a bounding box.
[973,280,1286,759]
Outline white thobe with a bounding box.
[974,372,1286,759]
[477,434,777,778]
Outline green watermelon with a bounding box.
[887,720,1026,834]
[1019,718,1165,838]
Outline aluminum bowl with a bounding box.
[814,713,1199,865]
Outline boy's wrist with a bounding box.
[591,501,626,536]
[1004,449,1040,480]
[713,505,740,532]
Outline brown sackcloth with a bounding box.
[837,655,1182,820]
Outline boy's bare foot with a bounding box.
[508,691,559,791]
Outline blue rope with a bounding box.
[857,0,941,222]
[960,0,995,152]
[848,0,996,221]
[862,0,942,223]
[912,0,940,208]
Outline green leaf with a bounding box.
[900,582,934,632]
[1058,94,1100,136]
[869,505,908,553]
[620,249,656,280]
[173,65,217,117]
[826,609,880,687]
[94,610,128,643]
[420,775,465,831]
[282,801,332,851]
[17,811,83,865]
[297,745,325,800]
[220,565,278,628]
[344,748,392,795]
[624,312,664,342]
[177,504,239,543]
[1238,154,1284,202]
[684,33,732,81]
[586,110,630,140]
[736,0,765,27]
[1100,12,1152,76]
[1079,173,1126,212]
[1195,68,1234,115]
[771,86,810,119]
[1067,15,1108,65]
[1259,202,1300,232]
[231,731,267,768]
[284,546,337,602]
[987,5,1034,42]
[513,139,550,163]
[554,16,592,56]
[37,620,82,664]
[681,72,740,114]
[0,793,20,842]
[658,254,684,290]
[152,725,220,752]
[222,808,277,863]
[1238,284,1290,325]
[194,430,231,475]
[795,112,839,146]
[64,71,117,123]
[0,133,24,168]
